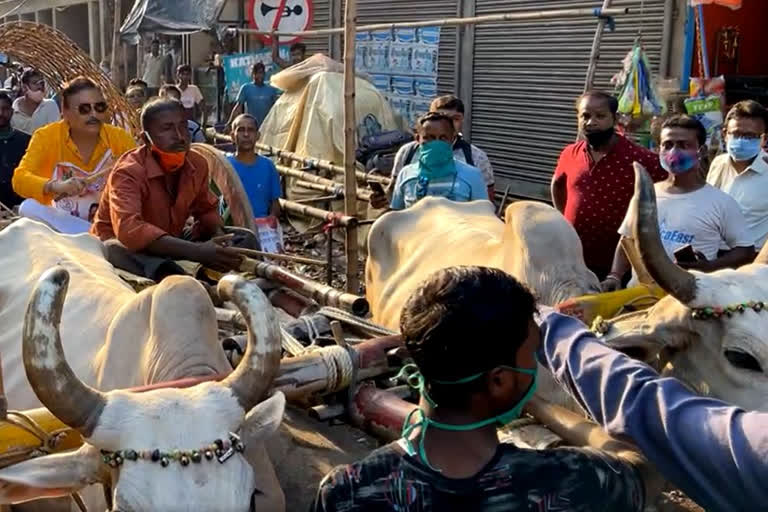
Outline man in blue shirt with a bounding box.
[227,114,281,218]
[390,112,488,210]
[226,62,280,129]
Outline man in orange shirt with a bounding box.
[91,98,251,281]
[13,76,136,233]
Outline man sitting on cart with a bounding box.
[91,98,255,281]
[12,76,136,234]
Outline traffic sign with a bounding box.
[247,0,313,45]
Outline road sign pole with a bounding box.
[342,0,358,294]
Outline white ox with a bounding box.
[600,164,768,411]
[365,197,600,410]
[366,197,600,330]
[0,220,370,511]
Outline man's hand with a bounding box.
[46,178,87,198]
[194,241,243,272]
[676,250,710,271]
[369,190,389,210]
[600,275,622,292]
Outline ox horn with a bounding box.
[22,267,106,437]
[218,275,281,411]
[631,162,697,304]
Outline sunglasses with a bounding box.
[77,102,109,115]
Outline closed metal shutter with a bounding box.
[305,0,332,56]
[470,0,666,200]
[341,0,460,94]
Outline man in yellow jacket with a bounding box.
[13,76,135,232]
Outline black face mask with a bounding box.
[584,127,615,148]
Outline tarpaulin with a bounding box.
[120,0,227,44]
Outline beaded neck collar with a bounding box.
[691,301,765,320]
[101,432,245,468]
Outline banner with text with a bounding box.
[221,48,290,102]
[355,26,440,128]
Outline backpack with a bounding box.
[404,136,475,167]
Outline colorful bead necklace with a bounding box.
[100,432,245,468]
[691,301,765,320]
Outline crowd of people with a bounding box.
[0,51,767,511]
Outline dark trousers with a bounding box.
[104,227,259,282]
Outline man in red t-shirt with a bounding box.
[551,91,666,280]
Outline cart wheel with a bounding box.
[191,143,256,233]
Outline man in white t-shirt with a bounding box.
[11,69,60,135]
[176,64,206,127]
[602,115,754,291]
[707,100,768,250]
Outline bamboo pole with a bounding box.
[240,258,369,315]
[583,0,614,92]
[343,0,359,294]
[110,0,121,87]
[234,249,328,267]
[228,7,630,38]
[278,199,358,227]
[295,180,343,195]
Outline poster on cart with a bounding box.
[355,26,440,127]
[221,47,290,102]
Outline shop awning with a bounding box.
[119,0,228,44]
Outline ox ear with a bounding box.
[0,446,104,504]
[241,391,286,444]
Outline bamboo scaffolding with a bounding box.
[343,0,359,294]
[260,142,390,186]
[227,7,630,38]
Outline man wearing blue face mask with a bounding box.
[313,266,658,512]
[603,115,754,291]
[707,100,768,251]
[390,112,488,210]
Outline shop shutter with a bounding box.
[469,0,667,200]
[304,0,332,56]
[341,0,460,94]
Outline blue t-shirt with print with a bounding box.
[227,154,281,218]
[236,82,280,127]
[390,160,489,210]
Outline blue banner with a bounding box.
[221,48,290,102]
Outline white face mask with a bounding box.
[26,89,44,102]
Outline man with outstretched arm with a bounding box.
[91,98,255,281]
[536,308,768,512]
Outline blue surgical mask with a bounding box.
[660,148,698,174]
[418,140,455,179]
[727,136,762,162]
[396,363,538,471]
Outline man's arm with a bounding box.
[226,85,247,129]
[12,128,60,203]
[271,36,291,69]
[679,245,755,272]
[537,310,768,511]
[601,240,632,291]
[471,146,495,199]
[551,174,567,213]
